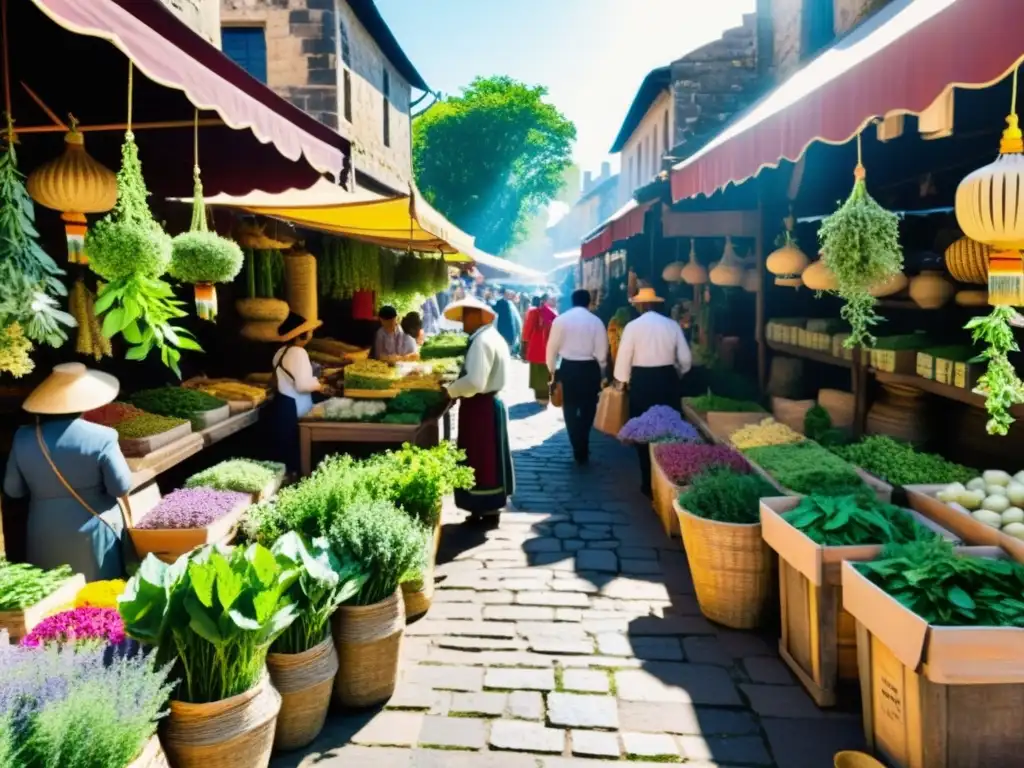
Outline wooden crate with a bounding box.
[0,574,85,641]
[650,444,684,538]
[118,420,193,458]
[916,353,935,380]
[954,362,981,390]
[761,497,956,707]
[934,358,956,385]
[870,348,918,374]
[905,484,1024,562]
[129,502,247,564]
[705,411,765,443]
[843,553,1024,768]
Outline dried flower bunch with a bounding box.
[653,443,750,486]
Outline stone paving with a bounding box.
[273,363,865,767]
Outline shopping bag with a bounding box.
[594,385,628,437]
[550,380,564,408]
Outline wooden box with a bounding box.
[0,574,86,641]
[118,421,193,458]
[796,328,810,348]
[870,348,918,375]
[129,502,247,565]
[761,497,955,707]
[191,404,231,430]
[127,736,169,768]
[915,353,935,380]
[954,362,981,390]
[650,444,685,538]
[934,358,956,385]
[705,411,765,443]
[842,552,1024,767]
[905,485,1024,562]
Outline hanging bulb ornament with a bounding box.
[662,260,684,283]
[680,239,707,285]
[766,209,809,279]
[801,257,838,291]
[709,237,744,287]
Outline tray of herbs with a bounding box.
[127,386,229,430]
[618,405,700,445]
[185,458,286,502]
[831,435,976,488]
[314,397,388,422]
[743,441,873,498]
[0,560,84,640]
[684,393,765,415]
[387,390,447,419]
[114,413,192,457]
[130,487,250,563]
[83,401,146,427]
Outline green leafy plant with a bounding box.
[127,387,226,423]
[0,560,73,610]
[818,165,903,348]
[270,532,367,654]
[186,459,285,495]
[743,442,868,496]
[782,493,934,546]
[684,393,764,413]
[420,331,469,360]
[831,435,976,486]
[387,390,446,417]
[856,539,1024,627]
[965,306,1024,435]
[677,468,778,525]
[117,544,300,703]
[802,404,848,447]
[318,237,382,299]
[0,321,33,378]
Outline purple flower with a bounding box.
[618,406,700,444]
[653,442,751,486]
[21,608,126,648]
[135,487,249,530]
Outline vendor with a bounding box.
[444,296,514,521]
[3,363,133,581]
[374,305,417,361]
[401,311,425,348]
[268,311,323,472]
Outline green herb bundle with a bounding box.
[856,539,1024,627]
[965,306,1024,435]
[743,442,868,496]
[387,390,446,417]
[186,459,285,494]
[831,435,975,487]
[128,387,226,421]
[0,561,73,610]
[270,532,367,654]
[684,393,764,413]
[318,238,381,299]
[677,468,778,525]
[344,371,397,390]
[242,249,286,299]
[382,412,420,424]
[117,545,299,703]
[782,494,934,547]
[420,331,469,360]
[802,404,847,447]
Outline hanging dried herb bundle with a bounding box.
[319,237,382,299]
[965,306,1024,435]
[818,163,902,348]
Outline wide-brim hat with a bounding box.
[276,311,323,343]
[23,363,119,415]
[629,287,664,304]
[443,296,496,323]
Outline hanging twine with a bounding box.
[854,134,866,182]
[126,61,134,139]
[190,110,207,232]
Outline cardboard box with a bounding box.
[705,411,766,443]
[842,552,1024,768]
[905,485,1024,562]
[761,497,955,707]
[953,362,981,390]
[870,348,918,374]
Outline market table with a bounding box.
[298,401,454,476]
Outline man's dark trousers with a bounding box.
[559,359,602,462]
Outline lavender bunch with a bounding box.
[618,405,700,445]
[134,487,249,530]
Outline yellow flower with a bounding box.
[730,418,804,451]
[74,579,126,609]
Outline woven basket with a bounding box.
[944,236,990,285]
[401,569,435,622]
[236,298,289,323]
[240,321,285,343]
[331,590,405,708]
[127,735,169,768]
[650,444,683,538]
[162,675,281,768]
[266,638,338,751]
[285,251,318,326]
[674,500,771,629]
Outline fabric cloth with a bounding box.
[265,392,301,473]
[547,306,609,375]
[528,363,550,401]
[493,298,523,353]
[374,327,417,359]
[559,359,602,462]
[455,392,513,515]
[628,365,682,493]
[523,305,557,365]
[421,296,442,336]
[273,345,317,418]
[4,418,132,581]
[446,324,510,399]
[614,311,692,384]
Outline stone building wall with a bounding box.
[160,0,222,47]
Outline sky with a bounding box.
[376,0,756,189]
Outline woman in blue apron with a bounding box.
[267,312,323,473]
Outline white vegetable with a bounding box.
[958,489,986,510]
[1003,522,1024,540]
[982,494,1011,513]
[966,477,987,492]
[973,509,1004,528]
[1007,483,1024,507]
[987,485,1008,497]
[937,482,965,502]
[1002,507,1024,525]
[1014,470,1024,486]
[983,469,1012,487]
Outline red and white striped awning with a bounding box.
[580,198,654,260]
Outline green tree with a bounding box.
[413,76,576,255]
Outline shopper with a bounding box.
[547,289,608,465]
[613,287,692,495]
[522,294,558,405]
[493,289,523,356]
[401,311,425,347]
[444,296,514,521]
[4,363,133,581]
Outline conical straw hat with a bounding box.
[443,296,496,323]
[23,363,119,415]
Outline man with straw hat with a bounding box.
[444,296,514,521]
[614,285,692,496]
[4,363,133,580]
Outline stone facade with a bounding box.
[220,0,413,190]
[160,0,222,47]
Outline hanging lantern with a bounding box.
[868,272,908,297]
[766,211,809,279]
[955,74,1024,306]
[801,258,838,291]
[27,124,117,265]
[709,237,744,287]
[680,240,707,285]
[741,267,760,293]
[662,261,684,283]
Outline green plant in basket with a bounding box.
[677,468,777,525]
[270,532,367,654]
[117,544,299,703]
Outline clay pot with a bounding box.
[908,270,955,309]
[954,289,988,307]
[867,272,908,298]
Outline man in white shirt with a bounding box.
[613,286,692,496]
[546,289,609,465]
[445,297,514,520]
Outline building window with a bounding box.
[663,111,669,156]
[221,27,267,84]
[638,143,644,186]
[383,68,391,147]
[339,19,352,123]
[802,0,836,60]
[343,70,352,123]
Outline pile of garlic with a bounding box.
[937,470,1024,540]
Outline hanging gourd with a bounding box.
[767,210,809,285]
[818,134,902,348]
[168,114,244,321]
[27,119,117,265]
[680,240,708,285]
[956,67,1024,435]
[709,237,744,287]
[662,260,684,283]
[801,257,838,292]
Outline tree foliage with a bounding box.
[413,76,575,255]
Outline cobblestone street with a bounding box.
[274,363,864,767]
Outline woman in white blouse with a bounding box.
[268,312,323,472]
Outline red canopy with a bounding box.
[670,0,1024,202]
[580,199,653,260]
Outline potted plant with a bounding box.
[118,545,299,768]
[650,442,750,538]
[267,532,366,751]
[674,469,778,629]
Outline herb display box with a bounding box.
[0,573,85,641]
[128,487,249,564]
[870,348,918,375]
[650,444,685,538]
[841,550,1024,768]
[760,497,955,707]
[953,361,982,390]
[705,411,765,443]
[915,352,935,380]
[192,403,231,430]
[904,485,1024,562]
[118,419,193,458]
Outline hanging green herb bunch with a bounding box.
[318,237,382,299]
[0,126,75,351]
[818,157,903,348]
[965,305,1024,435]
[85,130,199,377]
[242,248,285,299]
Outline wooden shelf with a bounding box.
[871,370,1024,416]
[766,340,853,369]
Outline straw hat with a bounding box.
[443,296,496,323]
[276,311,323,343]
[23,363,119,415]
[629,287,665,304]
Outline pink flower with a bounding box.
[653,442,750,486]
[21,607,126,648]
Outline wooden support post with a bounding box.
[755,200,766,394]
